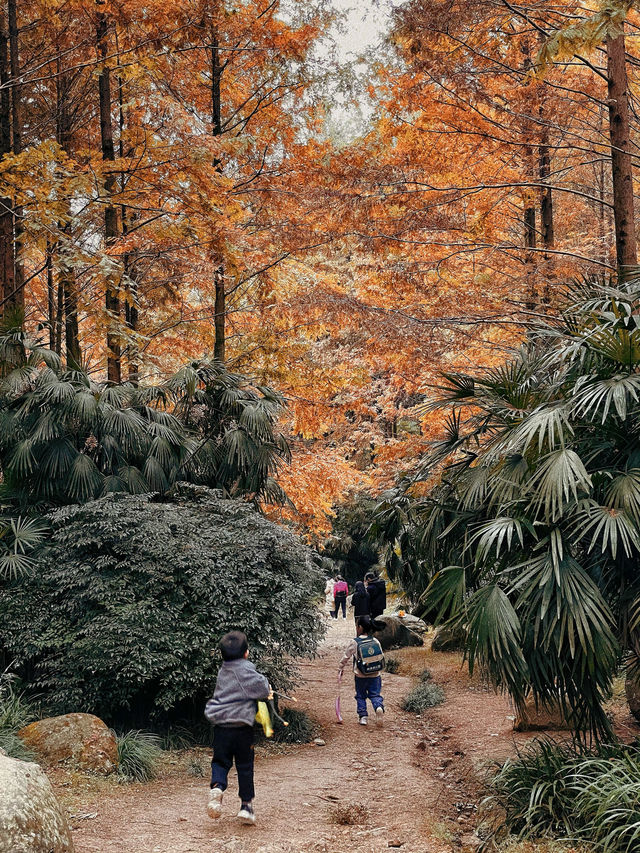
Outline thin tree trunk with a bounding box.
[7,0,22,312]
[56,60,81,368]
[0,8,14,320]
[117,60,139,385]
[606,31,637,272]
[46,241,55,350]
[211,30,225,363]
[539,117,554,304]
[97,7,121,383]
[522,41,537,310]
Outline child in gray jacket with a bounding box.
[204,630,271,825]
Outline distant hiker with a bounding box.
[324,576,336,618]
[204,630,270,826]
[337,616,385,726]
[365,571,387,619]
[351,580,370,625]
[333,575,349,619]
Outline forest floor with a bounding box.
[51,619,589,853]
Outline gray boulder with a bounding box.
[431,625,466,651]
[0,752,74,853]
[373,615,424,650]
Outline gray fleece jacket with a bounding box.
[204,658,271,728]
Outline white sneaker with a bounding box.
[238,803,256,825]
[359,716,368,725]
[375,706,385,727]
[207,786,223,819]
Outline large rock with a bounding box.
[0,752,74,853]
[396,612,428,634]
[19,713,117,774]
[625,670,640,722]
[431,625,466,652]
[513,697,570,732]
[373,615,424,650]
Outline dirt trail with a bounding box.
[67,619,523,853]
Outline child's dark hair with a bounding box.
[220,630,249,661]
[357,616,374,634]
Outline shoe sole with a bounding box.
[238,814,256,825]
[207,790,223,819]
[376,708,384,727]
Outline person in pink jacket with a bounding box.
[332,575,349,619]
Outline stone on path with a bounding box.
[373,615,424,650]
[0,751,74,853]
[19,712,118,774]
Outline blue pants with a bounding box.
[354,675,383,718]
[210,725,254,802]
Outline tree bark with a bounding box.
[56,60,81,368]
[211,31,225,363]
[7,0,22,312]
[606,31,637,273]
[0,8,14,320]
[539,122,554,304]
[97,6,121,383]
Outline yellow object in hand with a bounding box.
[255,701,273,738]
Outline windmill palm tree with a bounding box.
[370,278,640,739]
[0,332,290,513]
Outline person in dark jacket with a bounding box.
[365,571,387,619]
[351,580,370,625]
[204,630,270,825]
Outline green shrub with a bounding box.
[486,738,640,852]
[272,708,316,743]
[116,730,164,782]
[401,682,444,712]
[0,486,325,726]
[385,656,400,674]
[418,668,432,682]
[161,723,210,751]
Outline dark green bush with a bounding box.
[272,707,316,743]
[0,485,325,726]
[418,668,432,682]
[401,682,444,712]
[385,656,400,674]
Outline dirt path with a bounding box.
[65,620,524,853]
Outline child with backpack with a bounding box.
[337,616,385,726]
[204,630,271,825]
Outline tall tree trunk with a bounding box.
[117,61,139,385]
[56,61,81,368]
[539,122,554,304]
[522,41,537,311]
[7,0,22,313]
[606,31,637,273]
[97,7,121,383]
[211,31,225,363]
[0,8,14,321]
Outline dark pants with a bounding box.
[354,675,383,718]
[210,725,255,803]
[334,596,346,618]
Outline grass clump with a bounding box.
[329,801,369,825]
[385,656,400,674]
[116,730,163,782]
[0,674,37,761]
[401,682,444,712]
[418,668,432,682]
[485,738,640,852]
